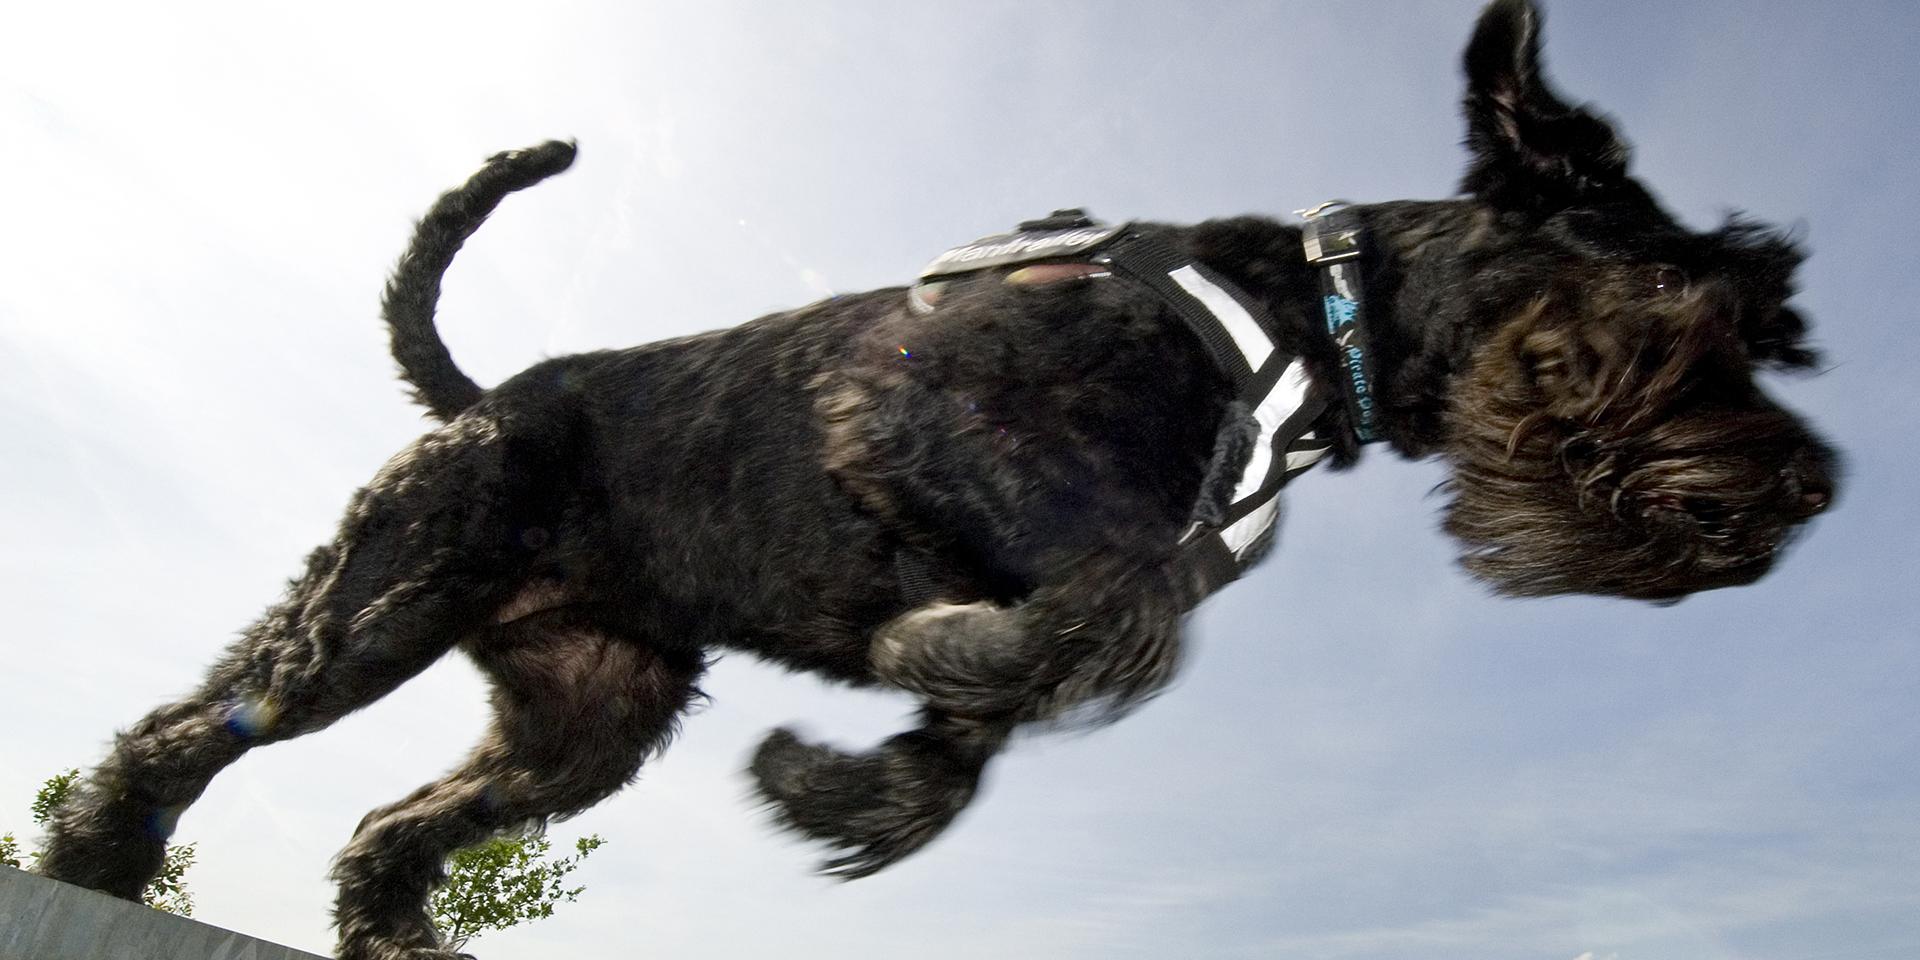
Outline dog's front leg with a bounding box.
[872,552,1197,724]
[752,553,1194,876]
[751,708,1012,879]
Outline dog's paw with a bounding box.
[749,728,843,808]
[750,726,985,880]
[869,602,1045,714]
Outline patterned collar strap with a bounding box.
[1299,201,1383,444]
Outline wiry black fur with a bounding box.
[36,3,1837,958]
[385,140,580,421]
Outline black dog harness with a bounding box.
[900,207,1377,603]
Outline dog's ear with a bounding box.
[1513,314,1621,421]
[1460,0,1638,214]
[1511,286,1715,426]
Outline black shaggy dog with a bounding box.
[39,2,1836,957]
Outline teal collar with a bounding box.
[1299,202,1384,445]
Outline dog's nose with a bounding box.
[1788,447,1836,518]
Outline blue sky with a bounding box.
[2,2,1915,958]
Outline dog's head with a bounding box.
[1434,0,1838,601]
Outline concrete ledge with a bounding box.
[0,866,328,960]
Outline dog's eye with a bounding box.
[1652,266,1688,295]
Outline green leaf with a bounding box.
[30,770,80,827]
[429,832,605,951]
[144,842,197,916]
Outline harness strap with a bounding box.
[1094,234,1271,397]
[1093,232,1334,590]
[894,213,1350,609]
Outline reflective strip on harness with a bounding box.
[1217,363,1331,561]
[1168,265,1274,370]
[1235,358,1315,505]
[1222,499,1282,558]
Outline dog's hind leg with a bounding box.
[37,414,554,901]
[329,608,703,960]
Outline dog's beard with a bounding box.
[1440,430,1806,601]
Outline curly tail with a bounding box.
[383,139,578,420]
